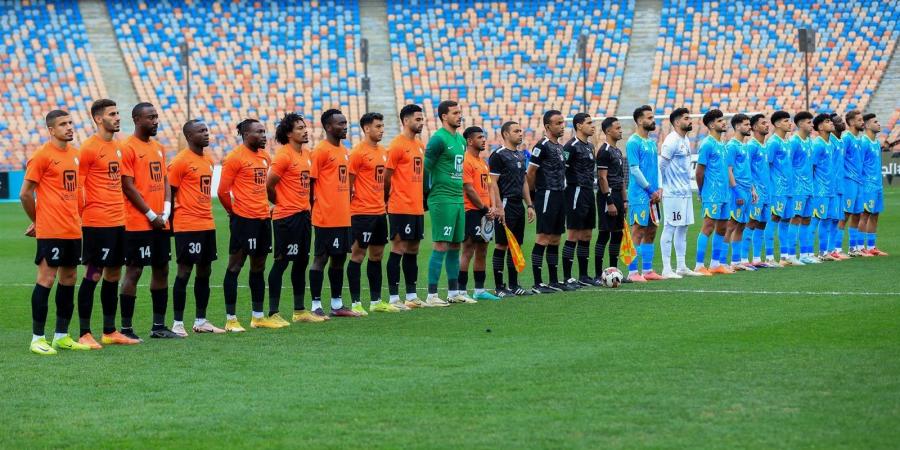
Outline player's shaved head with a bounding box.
[132,102,155,119]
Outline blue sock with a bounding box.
[778,221,790,257]
[427,250,445,294]
[628,249,639,272]
[642,243,654,272]
[833,224,844,252]
[817,220,830,254]
[867,232,876,248]
[696,232,709,265]
[800,223,811,255]
[787,223,801,257]
[742,230,752,262]
[764,221,776,259]
[849,227,858,248]
[754,228,766,260]
[731,237,741,264]
[711,233,724,264]
[809,218,820,254]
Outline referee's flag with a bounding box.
[505,224,526,273]
[620,210,636,265]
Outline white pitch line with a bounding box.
[0,283,896,297]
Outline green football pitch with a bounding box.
[1,191,899,449]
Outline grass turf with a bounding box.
[1,190,898,449]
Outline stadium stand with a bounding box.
[651,0,899,116]
[887,109,900,145]
[1,0,107,170]
[387,0,634,143]
[106,0,366,160]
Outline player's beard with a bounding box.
[644,122,656,131]
[682,124,693,132]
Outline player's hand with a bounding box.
[485,207,495,220]
[607,203,618,217]
[494,207,505,224]
[24,222,35,237]
[151,216,167,229]
[526,206,536,223]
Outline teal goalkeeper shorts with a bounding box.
[429,203,465,243]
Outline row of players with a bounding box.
[20,100,887,355]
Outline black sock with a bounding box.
[268,259,288,311]
[31,284,51,336]
[531,244,546,285]
[100,279,118,333]
[492,248,506,289]
[309,268,324,301]
[562,240,576,280]
[367,259,382,301]
[291,260,306,311]
[194,276,210,319]
[173,275,188,322]
[120,293,136,330]
[54,284,75,335]
[327,256,346,300]
[577,240,591,279]
[547,245,560,284]
[595,231,610,277]
[249,270,265,314]
[474,270,486,290]
[387,252,401,297]
[347,260,362,303]
[223,270,239,316]
[507,252,519,288]
[77,277,98,336]
[150,288,167,328]
[609,231,623,270]
[402,252,418,296]
[458,270,468,292]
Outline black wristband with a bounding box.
[526,204,534,209]
[605,196,614,205]
[480,206,490,215]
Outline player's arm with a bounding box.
[77,148,91,216]
[463,182,485,210]
[382,167,394,204]
[217,158,237,215]
[525,163,538,192]
[122,175,165,229]
[488,173,505,223]
[348,173,357,201]
[266,172,281,205]
[596,149,618,216]
[19,179,38,236]
[424,136,442,173]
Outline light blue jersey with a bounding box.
[860,134,882,193]
[746,137,770,204]
[725,138,751,191]
[767,134,792,197]
[843,132,863,185]
[789,134,813,196]
[626,134,659,205]
[697,135,729,203]
[811,136,834,197]
[829,134,844,188]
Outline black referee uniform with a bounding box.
[595,141,627,273]
[562,136,597,286]
[530,138,566,235]
[488,146,531,294]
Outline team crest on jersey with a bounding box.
[413,157,423,175]
[63,170,77,192]
[454,154,463,173]
[480,173,488,189]
[532,147,541,157]
[375,165,385,184]
[338,165,348,186]
[253,168,266,185]
[150,161,163,182]
[200,175,211,196]
[107,161,120,181]
[300,171,310,190]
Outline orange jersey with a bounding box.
[78,135,125,227]
[220,144,271,219]
[349,141,387,215]
[385,134,425,215]
[168,149,215,232]
[121,135,168,231]
[463,152,492,211]
[310,140,351,227]
[270,144,312,220]
[24,142,82,239]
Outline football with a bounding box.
[602,267,624,288]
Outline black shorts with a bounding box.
[35,238,82,267]
[314,226,352,256]
[273,211,312,261]
[81,226,125,267]
[566,186,596,230]
[124,230,172,267]
[228,215,272,256]
[174,230,218,265]
[495,200,525,246]
[388,213,425,241]
[352,214,389,248]
[597,191,626,232]
[465,209,488,243]
[535,189,566,235]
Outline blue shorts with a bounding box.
[628,203,650,226]
[828,196,843,220]
[791,195,812,218]
[811,196,830,219]
[843,181,862,214]
[728,190,750,224]
[749,201,769,223]
[863,190,884,214]
[702,202,728,220]
[770,195,790,219]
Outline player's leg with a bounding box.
[348,241,367,314]
[30,258,59,354]
[52,264,90,351]
[627,210,646,282]
[327,248,354,316]
[709,216,734,274]
[562,228,578,286]
[223,251,248,332]
[694,205,716,274]
[445,205,468,302]
[472,240,498,300]
[76,263,102,346]
[172,261,193,335]
[641,223,663,280]
[292,217,315,317]
[149,260,178,338]
[248,251,281,327]
[120,263,144,341]
[427,206,453,305]
[268,215,294,320]
[191,262,223,332]
[458,237,474,297]
[366,243,396,312]
[402,239,422,306]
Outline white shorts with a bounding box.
[662,196,694,226]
